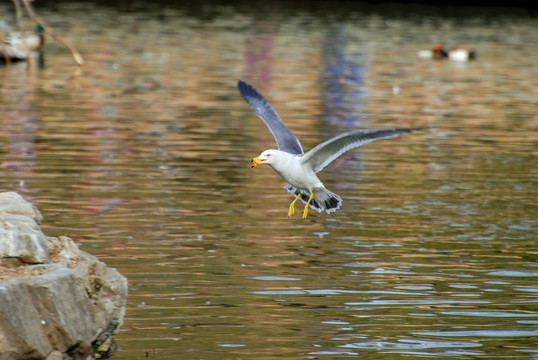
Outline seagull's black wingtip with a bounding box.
[237,79,251,97]
[398,126,433,133]
[237,79,263,101]
[237,79,253,92]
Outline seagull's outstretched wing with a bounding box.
[302,128,425,173]
[238,80,303,155]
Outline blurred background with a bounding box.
[1,1,537,359]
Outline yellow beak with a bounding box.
[249,157,265,168]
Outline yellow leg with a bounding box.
[288,193,302,217]
[302,192,314,220]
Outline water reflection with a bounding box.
[320,26,365,127]
[0,1,537,359]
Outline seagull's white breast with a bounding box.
[268,151,323,192]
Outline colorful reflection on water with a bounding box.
[0,1,537,359]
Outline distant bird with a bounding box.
[238,80,425,219]
[418,45,476,61]
[418,45,448,60]
[446,47,476,61]
[1,24,45,61]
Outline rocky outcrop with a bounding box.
[0,192,127,360]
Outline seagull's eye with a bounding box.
[266,154,271,157]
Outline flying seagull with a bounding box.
[238,80,424,219]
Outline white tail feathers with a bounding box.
[284,184,342,214]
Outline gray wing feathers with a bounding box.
[302,128,420,173]
[238,80,303,155]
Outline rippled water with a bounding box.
[1,1,537,359]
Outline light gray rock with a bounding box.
[0,192,127,360]
[0,192,43,223]
[0,193,50,264]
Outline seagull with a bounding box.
[238,80,424,219]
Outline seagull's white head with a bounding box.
[249,149,277,168]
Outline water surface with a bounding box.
[0,1,536,359]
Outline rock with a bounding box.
[0,192,43,223]
[0,193,49,265]
[0,192,127,360]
